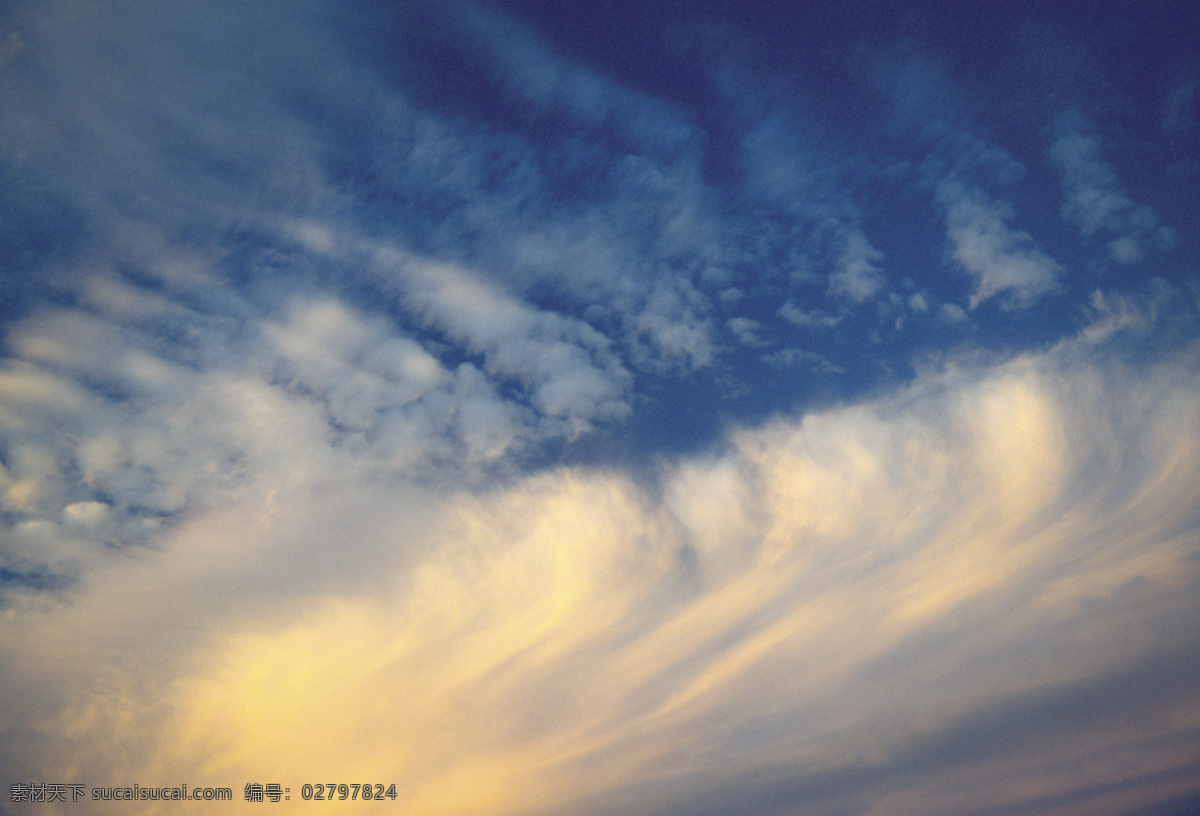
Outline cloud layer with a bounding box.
[3,323,1199,816]
[1,1,1199,814]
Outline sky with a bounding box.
[1,1,1199,814]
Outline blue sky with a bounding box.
[1,1,1199,814]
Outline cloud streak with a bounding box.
[1049,111,1175,266]
[938,178,1064,309]
[3,321,1198,815]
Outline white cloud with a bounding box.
[874,54,1073,313]
[940,302,969,323]
[938,178,1064,309]
[726,317,767,347]
[2,322,1197,816]
[452,4,698,158]
[390,255,632,432]
[1049,111,1173,265]
[0,254,632,587]
[737,113,891,306]
[829,230,887,302]
[779,302,843,330]
[762,347,844,373]
[265,298,452,432]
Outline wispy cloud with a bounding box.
[449,3,698,157]
[779,302,843,330]
[937,178,1064,309]
[761,347,844,373]
[872,52,1068,312]
[3,320,1198,815]
[735,111,891,307]
[1163,78,1197,135]
[1049,111,1176,265]
[393,255,632,432]
[828,231,887,303]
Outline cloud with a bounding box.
[727,317,768,347]
[940,302,969,323]
[828,231,887,303]
[937,178,1064,309]
[873,51,1066,312]
[761,347,844,373]
[448,3,697,158]
[388,254,633,433]
[736,112,891,306]
[0,0,336,247]
[1163,79,1197,135]
[0,252,633,591]
[3,319,1198,815]
[779,302,843,330]
[2,4,1199,815]
[1049,111,1175,265]
[265,298,452,430]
